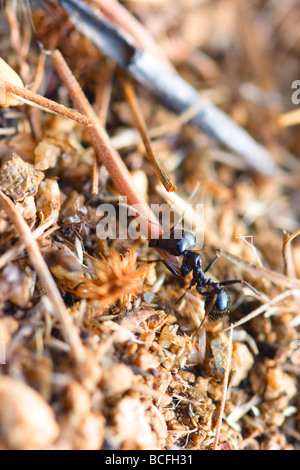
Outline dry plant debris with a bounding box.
[0,0,299,451]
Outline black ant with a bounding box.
[148,229,259,328]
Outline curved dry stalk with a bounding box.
[0,190,86,363]
[282,228,300,277]
[121,75,176,193]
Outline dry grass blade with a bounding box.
[278,109,300,127]
[213,324,233,450]
[222,290,296,331]
[218,248,300,290]
[121,76,176,193]
[0,189,86,363]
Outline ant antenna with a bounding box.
[37,40,53,56]
[119,182,200,238]
[170,182,200,232]
[117,201,164,230]
[193,294,217,338]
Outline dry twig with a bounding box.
[0,78,94,126]
[121,75,176,192]
[223,290,297,331]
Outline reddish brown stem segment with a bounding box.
[0,78,94,127]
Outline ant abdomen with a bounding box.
[205,289,230,321]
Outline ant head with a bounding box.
[149,230,196,256]
[205,288,230,321]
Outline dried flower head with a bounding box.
[75,249,150,307]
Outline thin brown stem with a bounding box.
[0,78,94,127]
[92,150,99,195]
[95,59,114,127]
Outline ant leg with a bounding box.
[204,253,221,273]
[192,293,217,340]
[169,183,200,232]
[219,279,260,296]
[169,288,190,315]
[153,286,191,331]
[162,260,182,277]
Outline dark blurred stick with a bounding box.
[58,0,276,177]
[91,0,173,70]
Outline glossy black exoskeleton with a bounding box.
[149,229,257,321]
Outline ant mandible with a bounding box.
[149,229,259,327]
